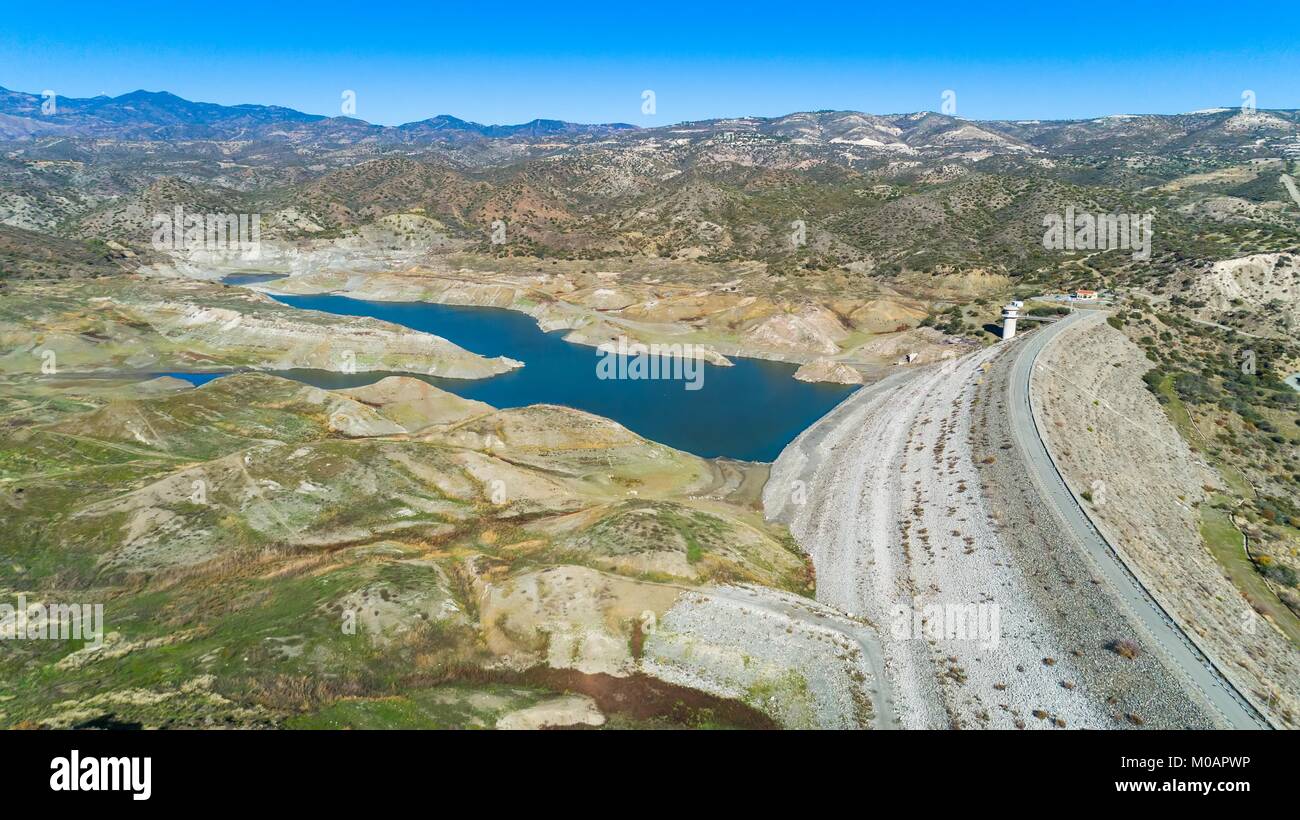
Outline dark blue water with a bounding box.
[160,371,227,387]
[171,290,858,461]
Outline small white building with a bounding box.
[1001,302,1020,340]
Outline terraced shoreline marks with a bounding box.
[1027,313,1283,728]
[225,289,865,462]
[766,347,1116,729]
[224,263,959,376]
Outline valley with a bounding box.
[1,86,1297,732]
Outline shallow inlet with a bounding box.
[168,286,859,462]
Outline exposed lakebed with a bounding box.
[165,280,859,461]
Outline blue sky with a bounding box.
[2,1,1297,125]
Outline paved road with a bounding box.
[1007,312,1271,730]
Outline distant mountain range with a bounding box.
[3,86,1299,151]
[0,87,636,142]
[2,85,1299,291]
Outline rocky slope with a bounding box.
[793,358,864,385]
[1182,252,1299,337]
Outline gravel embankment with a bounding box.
[766,348,1119,728]
[643,585,887,729]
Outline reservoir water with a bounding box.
[172,287,859,462]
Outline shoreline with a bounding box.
[260,286,899,387]
[206,264,952,383]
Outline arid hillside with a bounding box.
[0,372,883,728]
